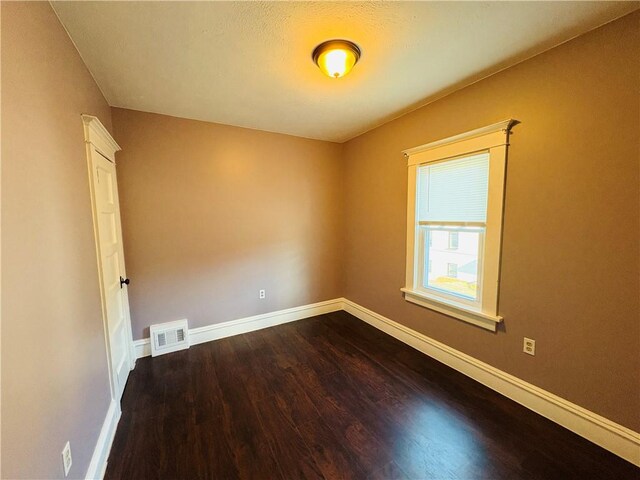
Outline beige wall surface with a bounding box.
[1,2,114,478]
[342,11,640,431]
[111,108,344,339]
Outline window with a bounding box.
[448,232,459,250]
[402,120,516,331]
[418,154,486,301]
[447,263,458,278]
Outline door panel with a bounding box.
[90,146,132,402]
[99,212,118,247]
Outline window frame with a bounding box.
[401,119,517,331]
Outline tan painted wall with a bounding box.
[1,2,114,478]
[342,11,640,431]
[111,108,344,340]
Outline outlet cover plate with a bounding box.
[62,441,72,477]
[523,337,536,356]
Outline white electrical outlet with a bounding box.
[259,289,266,299]
[523,337,536,356]
[62,441,72,477]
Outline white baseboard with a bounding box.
[134,338,151,358]
[342,298,640,467]
[85,399,121,480]
[133,298,344,359]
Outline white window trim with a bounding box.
[402,119,517,332]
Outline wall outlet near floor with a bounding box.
[62,441,72,477]
[259,289,266,299]
[523,337,536,356]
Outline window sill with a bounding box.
[400,288,503,332]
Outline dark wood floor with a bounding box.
[105,311,639,480]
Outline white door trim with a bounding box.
[82,115,136,402]
[82,115,120,162]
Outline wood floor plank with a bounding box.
[367,461,410,480]
[105,313,640,480]
[275,321,340,376]
[209,338,284,480]
[184,420,240,479]
[297,416,368,480]
[254,396,326,480]
[287,364,394,476]
[270,372,320,428]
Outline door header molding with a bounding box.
[81,114,121,161]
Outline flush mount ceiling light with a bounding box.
[312,39,361,78]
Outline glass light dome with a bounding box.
[312,40,361,78]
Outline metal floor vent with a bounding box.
[150,319,189,357]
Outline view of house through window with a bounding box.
[424,228,481,300]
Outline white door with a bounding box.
[84,114,134,403]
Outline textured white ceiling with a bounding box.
[52,1,638,143]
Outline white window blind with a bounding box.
[417,153,489,223]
